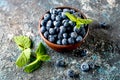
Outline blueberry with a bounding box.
[49,28,55,35]
[56,40,62,45]
[61,12,67,19]
[54,27,59,33]
[52,8,57,14]
[68,37,75,44]
[62,39,67,45]
[81,62,90,72]
[80,49,87,57]
[69,21,75,27]
[56,59,66,67]
[76,36,82,42]
[48,36,55,42]
[63,33,68,38]
[62,19,69,24]
[67,26,73,32]
[73,27,81,33]
[51,14,56,20]
[67,69,79,78]
[70,9,75,13]
[46,20,52,29]
[53,21,61,27]
[41,20,46,26]
[63,9,70,12]
[79,27,86,37]
[58,33,63,39]
[57,9,62,12]
[50,8,54,14]
[40,26,46,33]
[56,15,62,21]
[99,22,107,28]
[60,26,66,33]
[67,69,75,78]
[71,32,78,38]
[43,31,49,39]
[63,21,69,27]
[44,13,50,21]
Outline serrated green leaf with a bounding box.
[14,36,31,50]
[16,48,31,67]
[65,12,77,22]
[38,55,50,61]
[35,42,46,56]
[24,59,41,73]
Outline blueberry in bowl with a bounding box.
[39,7,91,52]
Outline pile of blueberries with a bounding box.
[40,8,87,45]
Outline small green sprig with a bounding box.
[14,36,50,73]
[65,12,93,29]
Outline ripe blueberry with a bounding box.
[62,39,67,45]
[76,36,82,42]
[81,62,90,72]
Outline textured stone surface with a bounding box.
[0,0,120,80]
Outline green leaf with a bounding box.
[77,18,93,25]
[35,42,46,56]
[65,12,77,22]
[24,59,41,73]
[38,55,50,61]
[14,36,31,50]
[16,48,31,67]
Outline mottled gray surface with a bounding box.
[0,0,120,80]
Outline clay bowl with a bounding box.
[38,6,89,52]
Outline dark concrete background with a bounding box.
[0,0,120,80]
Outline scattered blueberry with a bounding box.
[71,32,78,38]
[76,36,82,42]
[67,69,79,78]
[68,37,75,44]
[44,13,50,21]
[80,49,87,57]
[49,28,55,35]
[62,39,67,45]
[56,59,66,67]
[81,62,90,72]
[99,22,107,28]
